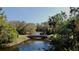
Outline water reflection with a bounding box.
[19,40,50,51]
[0,40,50,51]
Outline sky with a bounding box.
[3,7,70,24]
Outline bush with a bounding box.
[0,8,19,44]
[0,23,19,44]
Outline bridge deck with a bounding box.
[27,35,48,38]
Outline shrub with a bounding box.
[0,23,19,44]
[0,8,18,44]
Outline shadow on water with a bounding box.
[0,40,51,51]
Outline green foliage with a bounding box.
[10,21,36,35]
[0,8,18,44]
[47,8,79,51]
[0,23,18,44]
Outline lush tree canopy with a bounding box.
[0,8,18,44]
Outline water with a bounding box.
[0,40,50,51]
[19,40,50,51]
[0,32,50,51]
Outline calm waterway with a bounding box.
[0,40,50,51]
[0,32,51,51]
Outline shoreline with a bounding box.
[0,35,29,48]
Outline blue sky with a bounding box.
[3,7,69,24]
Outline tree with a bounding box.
[10,21,36,35]
[70,7,79,18]
[0,8,18,44]
[48,7,79,51]
[48,12,67,34]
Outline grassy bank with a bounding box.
[0,35,29,48]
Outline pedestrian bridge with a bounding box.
[27,35,49,39]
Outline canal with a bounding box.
[0,40,51,51]
[19,40,50,51]
[0,32,51,51]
